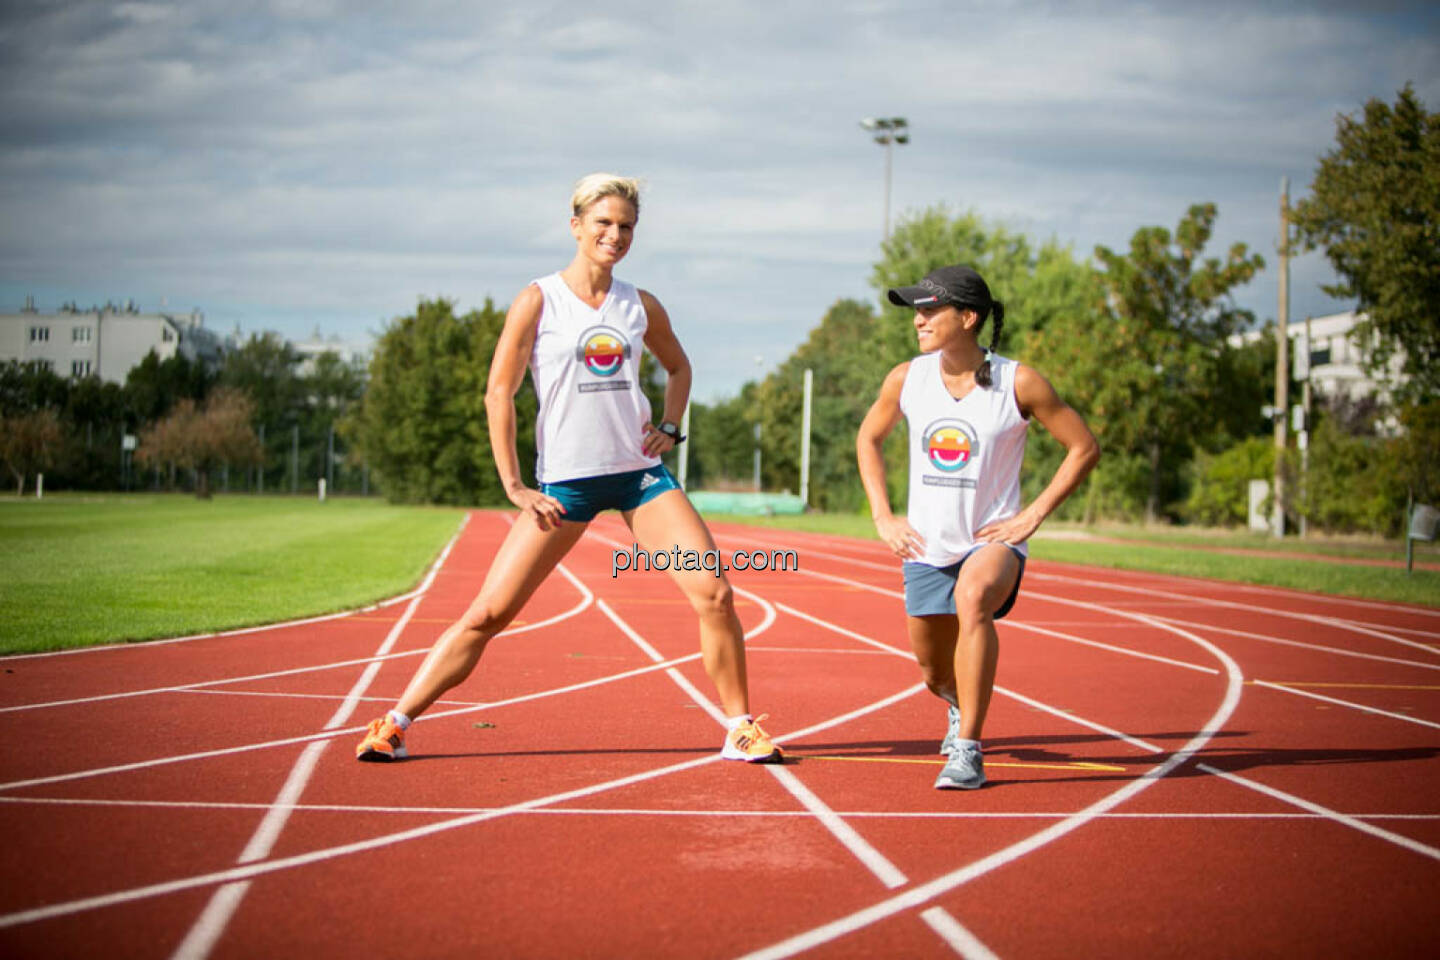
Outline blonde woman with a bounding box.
[358,174,782,764]
[857,264,1099,789]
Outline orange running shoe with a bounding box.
[722,714,784,764]
[356,716,407,762]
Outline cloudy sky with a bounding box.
[2,1,1437,400]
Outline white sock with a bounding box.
[387,710,412,730]
[724,714,753,731]
[954,738,981,751]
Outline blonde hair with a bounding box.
[570,172,641,219]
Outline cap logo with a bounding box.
[919,277,953,302]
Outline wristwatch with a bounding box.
[657,421,686,443]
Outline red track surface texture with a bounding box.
[2,511,1438,959]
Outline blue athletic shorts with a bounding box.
[902,544,1027,618]
[540,464,681,523]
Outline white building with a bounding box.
[290,326,370,376]
[0,297,226,382]
[1291,310,1407,408]
[1233,309,1407,408]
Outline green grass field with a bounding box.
[2,495,1434,655]
[0,494,464,655]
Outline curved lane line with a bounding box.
[732,602,1246,960]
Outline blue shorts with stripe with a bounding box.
[540,464,680,523]
[902,544,1027,618]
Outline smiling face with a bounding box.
[571,195,637,268]
[913,303,978,352]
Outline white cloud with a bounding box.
[1,0,1436,399]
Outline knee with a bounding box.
[687,578,735,620]
[457,599,515,641]
[955,581,996,624]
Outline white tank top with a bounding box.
[528,273,660,483]
[899,352,1029,566]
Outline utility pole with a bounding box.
[799,368,813,506]
[1272,176,1290,539]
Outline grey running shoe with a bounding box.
[939,705,961,755]
[935,743,986,790]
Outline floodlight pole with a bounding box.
[860,117,909,242]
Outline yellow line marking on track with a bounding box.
[802,755,1127,773]
[1256,681,1440,691]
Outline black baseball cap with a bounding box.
[887,265,993,310]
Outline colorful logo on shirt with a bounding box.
[575,326,631,378]
[922,419,977,473]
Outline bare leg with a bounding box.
[951,543,1021,740]
[394,515,588,718]
[907,614,959,709]
[623,490,750,718]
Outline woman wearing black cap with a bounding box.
[856,264,1099,789]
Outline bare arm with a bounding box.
[856,361,924,559]
[485,284,566,529]
[976,364,1100,545]
[639,289,690,459]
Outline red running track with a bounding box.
[1,510,1438,959]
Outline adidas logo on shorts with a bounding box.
[639,472,660,490]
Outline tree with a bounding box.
[1028,203,1265,522]
[346,298,530,505]
[0,409,63,495]
[1292,85,1439,403]
[125,349,213,423]
[220,332,304,428]
[134,387,263,498]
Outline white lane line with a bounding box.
[0,648,699,794]
[0,513,481,662]
[769,766,909,889]
[7,796,1439,821]
[0,685,926,931]
[730,606,1246,960]
[1252,680,1440,730]
[1143,615,1440,673]
[1028,570,1440,658]
[774,600,1171,759]
[594,590,908,889]
[172,511,470,960]
[922,907,1000,960]
[175,690,487,707]
[1195,763,1440,862]
[730,526,1438,646]
[1006,621,1218,674]
[780,564,1219,677]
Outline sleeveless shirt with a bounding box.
[899,352,1029,566]
[528,273,660,484]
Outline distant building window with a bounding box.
[1311,346,1331,367]
[28,326,49,342]
[35,359,54,372]
[72,326,92,342]
[162,326,174,342]
[71,359,92,377]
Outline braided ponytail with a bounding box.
[975,299,1005,388]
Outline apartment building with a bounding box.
[0,297,226,382]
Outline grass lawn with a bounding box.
[3,495,1434,656]
[700,512,1440,608]
[0,494,464,655]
